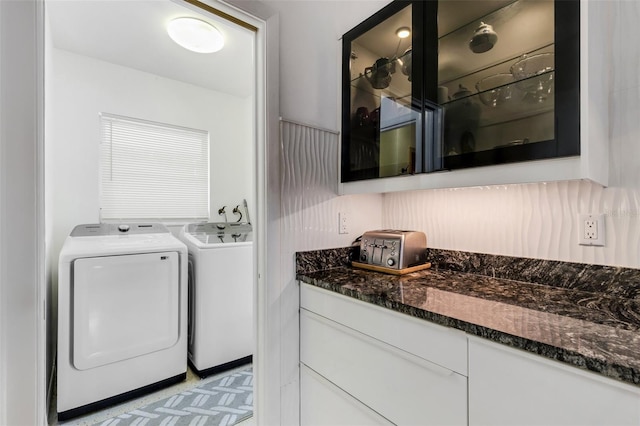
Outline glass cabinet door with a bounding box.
[341,1,428,182]
[433,0,579,170]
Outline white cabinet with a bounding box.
[300,364,392,425]
[468,337,640,426]
[300,284,640,426]
[339,0,610,194]
[300,284,468,426]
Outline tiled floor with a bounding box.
[50,364,253,425]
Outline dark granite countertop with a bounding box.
[296,247,640,387]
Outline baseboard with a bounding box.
[57,372,186,422]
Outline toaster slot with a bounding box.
[371,239,385,265]
[369,238,398,267]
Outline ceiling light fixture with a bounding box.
[167,17,224,53]
[396,27,411,39]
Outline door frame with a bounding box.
[191,1,281,423]
[28,0,280,424]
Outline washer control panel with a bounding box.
[70,223,170,237]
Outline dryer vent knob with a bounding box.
[118,224,130,232]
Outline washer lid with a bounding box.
[183,222,252,245]
[185,222,251,234]
[71,223,170,237]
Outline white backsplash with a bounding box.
[383,181,640,268]
[281,119,382,258]
[282,119,640,269]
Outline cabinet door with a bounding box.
[469,337,640,426]
[341,1,429,182]
[301,309,467,425]
[301,364,392,426]
[435,1,580,171]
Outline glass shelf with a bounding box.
[437,0,556,162]
[442,73,554,157]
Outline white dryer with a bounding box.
[57,223,188,420]
[179,222,253,377]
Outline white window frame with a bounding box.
[99,113,209,222]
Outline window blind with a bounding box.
[99,113,209,221]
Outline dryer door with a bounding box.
[72,251,180,370]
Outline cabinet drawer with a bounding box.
[301,309,467,426]
[469,337,640,426]
[301,364,392,426]
[300,283,467,375]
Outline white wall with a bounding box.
[0,0,45,424]
[264,0,390,131]
[48,47,253,257]
[270,2,640,423]
[44,5,56,412]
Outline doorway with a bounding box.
[44,0,261,422]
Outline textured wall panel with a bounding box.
[280,119,640,270]
[382,181,640,268]
[279,119,383,423]
[280,119,382,256]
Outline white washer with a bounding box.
[57,223,188,420]
[179,222,253,377]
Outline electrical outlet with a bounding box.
[584,219,597,240]
[339,212,349,234]
[578,213,605,246]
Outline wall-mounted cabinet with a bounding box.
[340,0,610,194]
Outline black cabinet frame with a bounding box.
[341,0,581,183]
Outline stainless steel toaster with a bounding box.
[359,230,427,270]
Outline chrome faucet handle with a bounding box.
[232,205,243,222]
[218,206,228,222]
